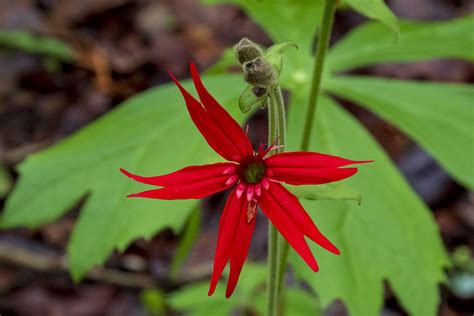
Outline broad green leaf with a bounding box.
[0,166,12,198]
[327,15,474,72]
[0,30,73,62]
[287,94,449,316]
[326,76,474,189]
[287,182,361,204]
[204,0,324,51]
[343,0,399,37]
[1,74,246,280]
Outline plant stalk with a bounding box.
[300,0,337,151]
[272,0,338,314]
[266,85,286,316]
[266,93,279,316]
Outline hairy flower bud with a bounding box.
[233,38,263,64]
[243,57,277,87]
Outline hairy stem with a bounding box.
[273,0,338,313]
[266,85,287,316]
[266,94,279,316]
[300,0,337,151]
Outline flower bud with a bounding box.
[233,38,263,65]
[243,57,277,87]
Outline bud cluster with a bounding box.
[234,38,296,113]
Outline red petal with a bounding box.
[121,163,236,200]
[269,166,359,185]
[190,63,253,158]
[266,151,371,169]
[259,186,319,272]
[168,69,251,162]
[120,163,235,186]
[208,189,245,296]
[225,203,256,298]
[266,183,339,254]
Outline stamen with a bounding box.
[247,199,257,223]
[236,183,246,199]
[255,184,262,197]
[225,175,238,185]
[262,178,270,190]
[246,185,254,202]
[222,166,236,175]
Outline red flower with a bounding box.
[121,63,370,298]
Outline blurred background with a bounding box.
[0,0,473,315]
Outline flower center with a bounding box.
[243,162,266,184]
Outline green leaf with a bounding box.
[327,76,474,189]
[287,182,361,204]
[238,84,267,113]
[343,0,399,37]
[0,30,73,62]
[287,94,449,316]
[327,15,474,72]
[1,74,246,280]
[0,166,12,198]
[203,0,324,51]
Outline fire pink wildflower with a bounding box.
[121,63,370,298]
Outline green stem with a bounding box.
[266,86,287,316]
[266,94,279,316]
[272,1,337,313]
[300,0,337,151]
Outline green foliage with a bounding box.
[169,263,321,315]
[327,15,474,72]
[168,263,267,316]
[343,0,399,36]
[0,30,73,62]
[3,1,472,315]
[327,76,474,189]
[140,288,167,315]
[1,75,247,280]
[287,182,361,204]
[287,95,449,316]
[204,0,324,51]
[170,206,202,280]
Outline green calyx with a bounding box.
[244,162,266,184]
